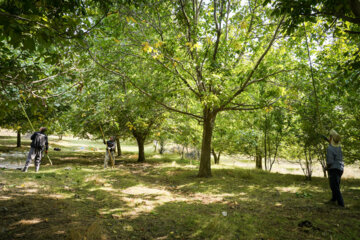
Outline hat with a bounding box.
[329,129,341,146]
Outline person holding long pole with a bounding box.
[103,136,116,168]
[22,127,48,172]
[99,125,115,168]
[19,98,53,168]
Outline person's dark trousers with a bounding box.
[328,169,345,207]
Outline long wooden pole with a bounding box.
[19,99,53,165]
[99,125,115,168]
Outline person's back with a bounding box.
[326,145,344,171]
[23,127,48,172]
[31,131,48,151]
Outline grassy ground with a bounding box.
[1,136,360,240]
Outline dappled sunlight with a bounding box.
[12,218,43,226]
[1,134,360,240]
[19,181,40,188]
[189,192,238,204]
[100,185,246,219]
[0,195,12,200]
[116,185,179,217]
[97,183,243,219]
[99,186,116,192]
[85,174,106,184]
[275,186,301,193]
[183,164,198,169]
[21,188,39,193]
[46,193,67,199]
[122,185,171,196]
[98,207,126,215]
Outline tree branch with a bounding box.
[219,15,285,110]
[222,96,282,111]
[86,46,203,120]
[244,68,297,88]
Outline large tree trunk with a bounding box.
[16,130,21,147]
[135,135,146,162]
[116,137,122,157]
[198,110,217,177]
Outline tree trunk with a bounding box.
[154,140,158,152]
[212,148,221,164]
[322,167,327,178]
[159,138,165,154]
[256,154,262,169]
[211,148,218,164]
[116,137,122,156]
[16,130,21,147]
[198,110,217,177]
[135,135,146,162]
[58,134,63,140]
[255,146,262,169]
[264,114,268,170]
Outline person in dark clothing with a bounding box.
[104,136,116,168]
[326,129,345,207]
[23,127,48,172]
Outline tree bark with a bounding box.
[198,110,217,177]
[159,138,165,154]
[116,137,122,157]
[264,114,268,170]
[135,135,146,162]
[181,145,185,159]
[16,130,21,147]
[255,146,262,169]
[212,148,221,164]
[211,148,218,164]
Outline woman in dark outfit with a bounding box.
[326,130,345,207]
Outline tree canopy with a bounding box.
[1,0,359,178]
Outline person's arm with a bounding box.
[321,134,330,143]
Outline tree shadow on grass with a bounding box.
[0,192,115,240]
[1,163,360,240]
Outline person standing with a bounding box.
[22,127,48,172]
[104,136,116,168]
[326,129,345,207]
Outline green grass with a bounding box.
[1,136,360,240]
